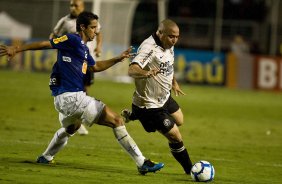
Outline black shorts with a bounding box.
[84,69,94,86]
[132,96,180,134]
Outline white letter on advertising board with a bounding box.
[258,58,277,89]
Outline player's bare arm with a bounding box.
[172,76,186,96]
[89,46,134,72]
[128,64,160,79]
[0,41,52,59]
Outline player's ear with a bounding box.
[156,30,162,36]
[80,24,86,31]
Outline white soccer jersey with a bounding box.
[52,14,101,58]
[131,34,175,108]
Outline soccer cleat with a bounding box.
[77,124,89,135]
[138,159,164,175]
[121,109,132,123]
[36,155,55,164]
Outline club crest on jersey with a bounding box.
[62,56,71,62]
[53,35,68,44]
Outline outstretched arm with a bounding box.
[89,46,134,72]
[0,41,52,60]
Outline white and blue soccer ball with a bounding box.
[190,160,215,182]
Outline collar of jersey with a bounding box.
[152,32,165,50]
[73,33,85,45]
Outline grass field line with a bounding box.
[1,139,282,169]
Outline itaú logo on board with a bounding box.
[256,57,282,90]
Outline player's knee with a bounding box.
[100,113,124,128]
[172,109,184,126]
[112,115,124,127]
[174,114,184,126]
[98,106,124,128]
[175,120,184,126]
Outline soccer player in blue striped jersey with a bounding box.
[0,11,164,174]
[50,0,103,135]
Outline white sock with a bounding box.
[42,128,71,161]
[113,125,145,167]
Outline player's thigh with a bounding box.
[59,113,79,128]
[161,124,183,143]
[55,92,84,131]
[80,96,105,127]
[96,105,123,128]
[165,96,183,126]
[171,108,184,126]
[140,109,175,134]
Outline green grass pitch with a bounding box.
[0,70,282,184]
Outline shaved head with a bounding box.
[158,19,179,34]
[70,0,85,17]
[157,19,179,49]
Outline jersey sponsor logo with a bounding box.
[160,61,174,76]
[82,61,88,74]
[53,35,68,44]
[141,50,153,63]
[62,56,71,62]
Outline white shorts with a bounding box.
[54,91,105,128]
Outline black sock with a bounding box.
[169,142,193,174]
[129,111,137,120]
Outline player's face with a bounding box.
[84,19,98,41]
[160,26,179,49]
[70,0,84,17]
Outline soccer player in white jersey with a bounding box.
[122,19,193,174]
[0,11,164,175]
[50,0,103,135]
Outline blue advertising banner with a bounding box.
[174,49,226,85]
[0,37,226,85]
